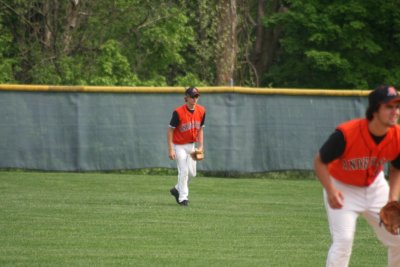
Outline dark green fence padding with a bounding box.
[0,85,368,172]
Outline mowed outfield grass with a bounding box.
[0,171,386,267]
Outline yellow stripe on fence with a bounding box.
[0,84,371,96]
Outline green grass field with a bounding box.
[0,171,386,266]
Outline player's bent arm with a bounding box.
[167,127,176,160]
[197,127,204,151]
[314,153,344,209]
[388,165,400,202]
[167,127,174,149]
[314,153,334,192]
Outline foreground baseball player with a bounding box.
[167,87,206,206]
[314,85,400,267]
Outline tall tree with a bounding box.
[252,0,286,86]
[232,0,285,87]
[215,0,238,86]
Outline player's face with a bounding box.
[186,95,199,108]
[376,102,400,127]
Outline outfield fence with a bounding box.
[0,85,369,172]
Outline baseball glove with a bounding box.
[190,149,204,161]
[379,201,400,235]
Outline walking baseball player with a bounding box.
[314,85,400,267]
[167,87,206,206]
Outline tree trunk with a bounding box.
[215,0,238,86]
[63,0,80,54]
[253,0,286,81]
[42,1,52,48]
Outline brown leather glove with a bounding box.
[379,201,400,235]
[190,149,204,161]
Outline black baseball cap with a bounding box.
[185,87,200,98]
[368,85,400,107]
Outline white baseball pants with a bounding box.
[323,172,400,267]
[174,143,197,202]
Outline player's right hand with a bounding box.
[168,149,176,160]
[327,188,344,209]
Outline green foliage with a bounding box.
[180,1,218,85]
[1,1,400,88]
[140,10,192,66]
[89,40,140,86]
[304,50,350,72]
[174,72,207,87]
[29,63,62,85]
[0,58,16,83]
[84,1,194,85]
[113,4,194,84]
[138,75,167,86]
[264,0,400,89]
[0,23,17,83]
[56,56,88,85]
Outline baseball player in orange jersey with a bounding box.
[167,87,206,206]
[314,85,400,267]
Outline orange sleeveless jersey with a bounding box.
[328,119,400,186]
[172,104,206,144]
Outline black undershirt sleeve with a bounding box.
[201,113,206,127]
[391,154,400,169]
[319,130,345,164]
[169,111,179,128]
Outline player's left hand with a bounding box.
[190,149,204,161]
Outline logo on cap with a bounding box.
[388,86,397,96]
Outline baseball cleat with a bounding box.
[179,200,189,206]
[170,187,179,204]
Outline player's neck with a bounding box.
[368,119,389,137]
[186,103,195,110]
